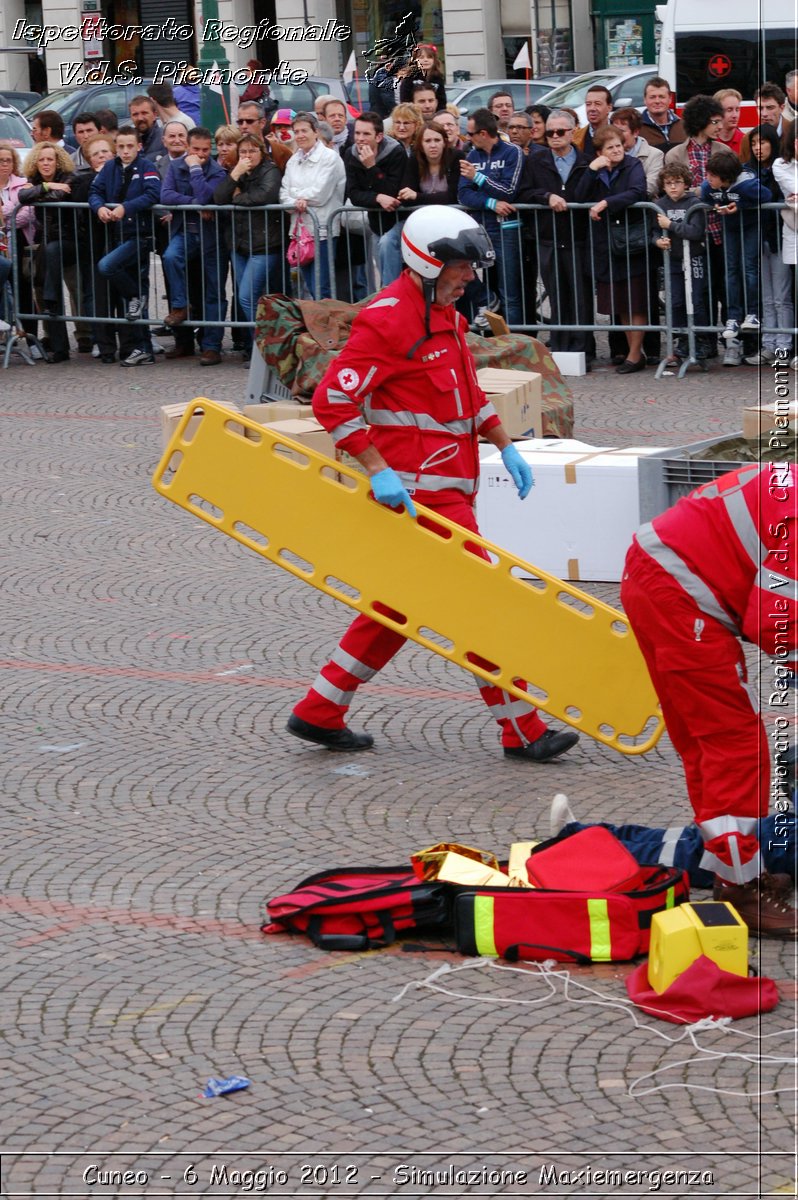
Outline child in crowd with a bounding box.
[744,124,794,365]
[652,163,709,363]
[700,151,771,366]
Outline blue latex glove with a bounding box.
[370,467,417,517]
[501,444,534,499]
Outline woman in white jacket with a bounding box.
[772,120,798,367]
[279,111,346,299]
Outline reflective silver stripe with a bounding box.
[701,845,762,885]
[698,814,758,840]
[367,296,400,309]
[698,464,761,501]
[354,365,377,396]
[396,470,477,495]
[364,407,474,437]
[330,647,378,682]
[450,368,463,417]
[757,565,798,602]
[658,826,684,867]
[482,695,533,721]
[477,401,498,426]
[637,523,740,634]
[724,487,765,566]
[332,417,368,445]
[328,388,353,407]
[311,673,355,707]
[736,661,759,715]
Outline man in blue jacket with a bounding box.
[161,126,227,366]
[89,124,162,366]
[457,108,524,325]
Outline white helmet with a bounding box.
[401,207,495,279]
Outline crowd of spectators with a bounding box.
[0,66,796,371]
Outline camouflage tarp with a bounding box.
[255,294,574,438]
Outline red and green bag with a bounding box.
[453,865,690,964]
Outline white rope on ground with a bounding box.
[392,957,798,1098]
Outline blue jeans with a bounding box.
[563,813,796,890]
[493,221,523,325]
[723,221,759,321]
[378,221,405,286]
[300,238,333,299]
[163,228,225,350]
[97,236,150,302]
[462,222,524,326]
[233,249,283,351]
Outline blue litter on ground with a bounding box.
[203,1075,250,1097]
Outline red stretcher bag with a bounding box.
[526,826,644,892]
[454,865,689,964]
[262,866,449,950]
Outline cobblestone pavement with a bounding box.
[0,336,795,1199]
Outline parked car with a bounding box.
[0,102,35,169]
[0,91,41,112]
[449,77,559,116]
[23,77,351,142]
[534,72,581,86]
[540,65,659,125]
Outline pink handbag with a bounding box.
[286,216,315,267]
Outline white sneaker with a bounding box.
[0,318,10,333]
[549,793,577,838]
[120,348,155,367]
[723,339,744,367]
[30,343,44,360]
[792,356,798,371]
[91,343,101,358]
[722,319,740,340]
[740,313,760,332]
[744,349,776,365]
[150,339,164,355]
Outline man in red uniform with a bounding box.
[621,463,797,936]
[287,208,580,765]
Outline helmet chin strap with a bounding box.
[406,276,438,359]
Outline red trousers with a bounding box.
[621,541,767,883]
[294,495,548,748]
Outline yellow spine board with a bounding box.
[152,400,663,756]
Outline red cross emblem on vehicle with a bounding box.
[708,54,732,78]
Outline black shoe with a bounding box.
[610,353,626,366]
[504,729,579,763]
[76,338,93,353]
[616,357,646,374]
[286,713,374,751]
[100,353,116,363]
[45,351,69,363]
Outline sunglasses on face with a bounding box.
[237,117,258,125]
[546,129,570,137]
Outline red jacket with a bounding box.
[634,463,796,660]
[312,271,501,505]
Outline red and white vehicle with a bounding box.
[656,0,795,130]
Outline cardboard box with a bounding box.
[476,441,666,582]
[476,367,543,440]
[242,400,313,425]
[742,401,798,441]
[160,400,242,451]
[247,417,335,460]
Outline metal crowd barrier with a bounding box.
[4,199,794,367]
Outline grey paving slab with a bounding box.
[0,343,795,1199]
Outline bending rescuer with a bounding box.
[621,463,797,938]
[286,206,580,765]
